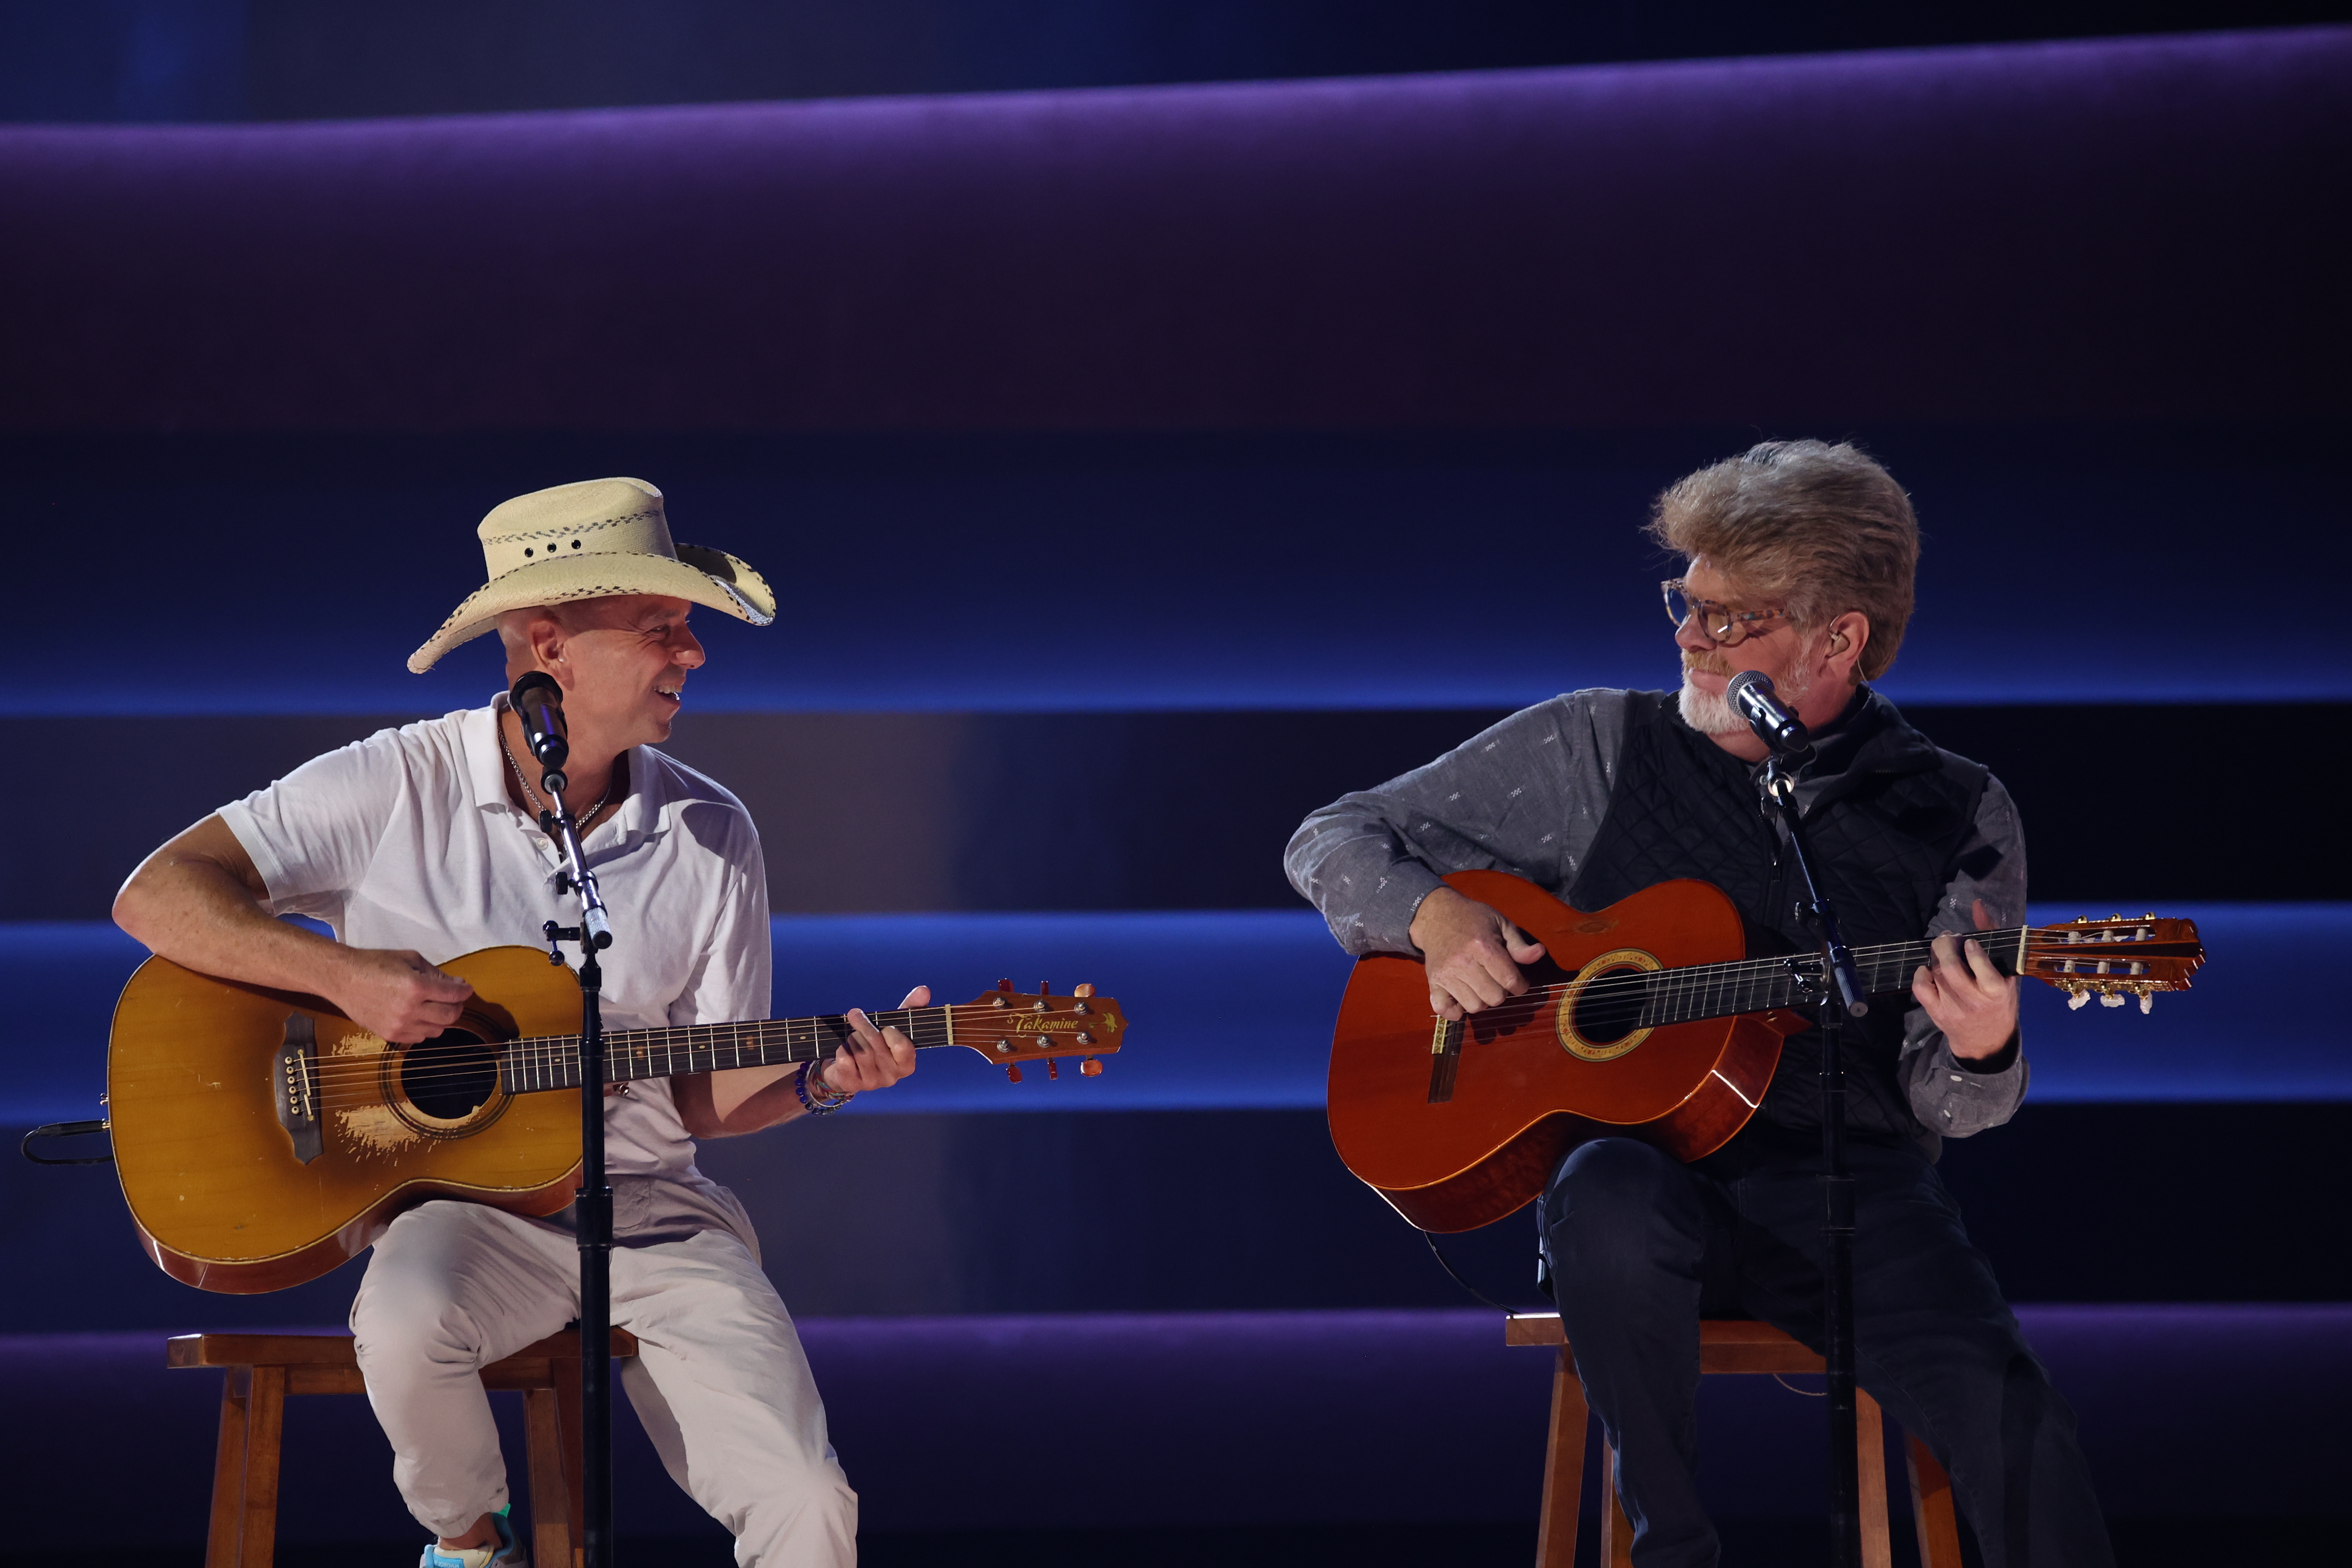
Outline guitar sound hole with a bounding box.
[403,1030,500,1121]
[1571,968,1650,1044]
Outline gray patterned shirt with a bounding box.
[1283,689,2030,1145]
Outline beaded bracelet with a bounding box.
[796,1060,855,1115]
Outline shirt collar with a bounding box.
[467,696,519,816]
[466,694,666,846]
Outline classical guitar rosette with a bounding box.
[1556,947,1664,1062]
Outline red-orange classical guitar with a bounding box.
[1325,870,2205,1232]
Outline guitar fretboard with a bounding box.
[499,1006,962,1094]
[1579,929,2033,1033]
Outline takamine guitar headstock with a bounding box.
[2018,913,2205,1013]
[958,980,1129,1083]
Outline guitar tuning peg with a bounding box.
[2066,988,2090,1010]
[1080,1057,1103,1076]
[1040,981,1052,995]
[2139,994,2154,1014]
[1046,1058,1060,1080]
[1004,1063,1023,1083]
[997,979,1014,992]
[1073,983,1096,998]
[2099,991,2125,1008]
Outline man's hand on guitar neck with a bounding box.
[824,990,926,1096]
[1913,899,2022,1065]
[1409,885,1547,1021]
[680,986,927,1136]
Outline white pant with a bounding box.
[349,1191,856,1566]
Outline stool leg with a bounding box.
[1600,1443,1635,1568]
[524,1385,575,1568]
[1906,1433,1965,1568]
[238,1365,286,1568]
[1857,1389,1891,1568]
[1535,1349,1588,1568]
[205,1371,251,1568]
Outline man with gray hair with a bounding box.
[1287,442,2113,1565]
[116,478,913,1568]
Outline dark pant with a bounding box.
[1539,1136,2114,1568]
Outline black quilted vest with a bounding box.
[1567,690,1989,1153]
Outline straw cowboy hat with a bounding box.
[408,478,775,673]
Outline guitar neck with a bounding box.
[1642,928,2030,1027]
[499,1006,959,1095]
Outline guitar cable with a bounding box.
[21,1118,113,1166]
[1421,1227,1545,1318]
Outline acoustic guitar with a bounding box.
[1326,871,2204,1232]
[106,944,1129,1293]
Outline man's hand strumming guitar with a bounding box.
[1408,884,1548,1020]
[329,948,477,1044]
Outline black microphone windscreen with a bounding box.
[511,671,562,708]
[509,672,569,769]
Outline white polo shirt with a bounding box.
[219,696,772,1187]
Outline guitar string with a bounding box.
[303,917,2178,1082]
[289,927,2163,1100]
[305,925,2060,1092]
[312,937,2167,1104]
[293,1015,949,1071]
[287,1005,994,1089]
[288,1004,967,1065]
[298,1017,965,1093]
[1419,926,2179,1014]
[293,923,2196,1106]
[300,1042,1004,1112]
[288,928,2173,1107]
[318,924,2023,1092]
[292,1007,1048,1108]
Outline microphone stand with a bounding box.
[1757,744,1870,1568]
[534,761,615,1568]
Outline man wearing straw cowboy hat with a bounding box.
[116,478,910,1567]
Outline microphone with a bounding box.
[509,672,570,775]
[1725,670,1812,757]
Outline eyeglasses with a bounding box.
[1661,579,1794,646]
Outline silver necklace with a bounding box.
[500,721,612,828]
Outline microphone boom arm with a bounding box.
[542,782,613,951]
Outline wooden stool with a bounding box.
[1507,1313,1963,1568]
[168,1328,640,1568]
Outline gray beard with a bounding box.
[1676,676,1745,735]
[1677,662,1810,737]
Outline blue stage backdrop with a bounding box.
[3,423,2346,717]
[0,24,2344,1545]
[4,31,2343,434]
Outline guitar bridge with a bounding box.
[275,1014,322,1164]
[1427,1016,1463,1103]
